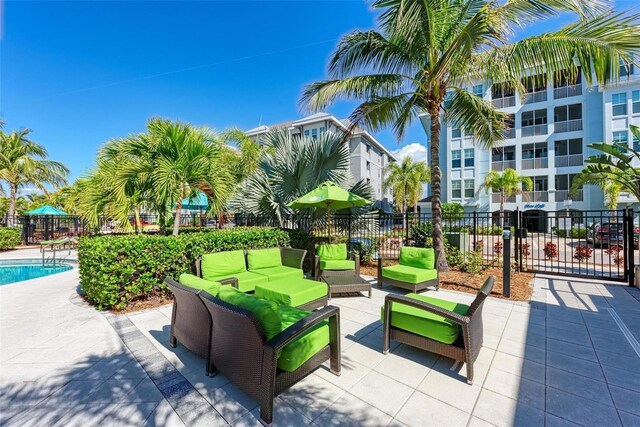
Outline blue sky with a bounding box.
[1,0,620,183]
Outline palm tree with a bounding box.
[302,0,640,270]
[0,128,69,226]
[384,157,430,228]
[481,169,533,227]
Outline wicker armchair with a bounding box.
[382,276,494,385]
[378,248,439,293]
[198,292,341,426]
[314,243,360,281]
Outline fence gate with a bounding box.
[516,209,636,285]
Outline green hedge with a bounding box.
[0,227,21,250]
[78,227,290,310]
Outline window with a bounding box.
[311,128,318,138]
[464,179,474,198]
[522,109,547,126]
[612,93,627,116]
[555,174,577,191]
[452,128,462,138]
[366,161,371,171]
[491,83,514,99]
[554,104,582,122]
[464,148,474,167]
[452,180,462,198]
[534,176,548,192]
[555,139,582,156]
[554,68,582,88]
[492,146,515,162]
[452,150,462,168]
[633,134,640,151]
[319,126,326,134]
[620,58,634,77]
[472,84,483,97]
[613,130,628,146]
[522,143,547,159]
[366,144,371,153]
[633,91,640,114]
[304,130,310,136]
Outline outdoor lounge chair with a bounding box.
[382,276,494,385]
[378,246,439,292]
[314,243,360,281]
[199,287,341,426]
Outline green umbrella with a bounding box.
[288,181,369,242]
[25,205,68,216]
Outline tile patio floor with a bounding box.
[1,248,640,426]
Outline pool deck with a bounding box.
[1,247,640,426]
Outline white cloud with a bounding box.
[391,143,428,163]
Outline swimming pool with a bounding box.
[0,259,73,286]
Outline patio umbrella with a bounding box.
[288,181,369,242]
[181,192,209,210]
[25,205,68,216]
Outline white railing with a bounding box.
[554,84,582,99]
[522,191,549,202]
[491,160,516,171]
[492,96,516,109]
[524,91,548,104]
[555,190,583,202]
[521,124,548,137]
[492,193,516,203]
[555,119,582,133]
[521,157,548,169]
[555,154,584,168]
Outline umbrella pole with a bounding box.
[327,205,331,244]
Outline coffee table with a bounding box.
[322,274,372,299]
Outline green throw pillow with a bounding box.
[316,243,347,261]
[218,286,282,341]
[178,273,221,296]
[247,248,282,270]
[399,247,435,270]
[201,250,247,280]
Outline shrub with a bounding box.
[409,222,433,248]
[543,242,558,260]
[605,244,624,267]
[460,249,484,275]
[574,244,593,262]
[444,241,464,268]
[552,227,587,238]
[474,239,484,252]
[477,225,503,235]
[493,241,503,258]
[442,202,464,221]
[78,227,290,310]
[0,227,21,250]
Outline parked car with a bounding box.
[587,222,639,248]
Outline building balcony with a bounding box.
[555,119,582,133]
[522,191,549,202]
[521,157,548,169]
[491,160,516,171]
[554,84,582,99]
[492,193,516,203]
[523,91,548,104]
[502,128,516,139]
[555,189,583,202]
[492,96,516,109]
[521,124,548,137]
[555,154,584,168]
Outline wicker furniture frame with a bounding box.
[382,276,494,385]
[377,252,440,293]
[322,274,372,299]
[314,245,360,281]
[198,292,341,426]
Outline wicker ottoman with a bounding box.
[254,278,329,310]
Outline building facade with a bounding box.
[246,113,397,211]
[420,61,640,230]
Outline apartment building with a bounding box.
[420,61,640,230]
[246,112,397,211]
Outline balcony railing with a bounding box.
[522,191,549,202]
[521,157,548,169]
[555,154,584,168]
[492,193,516,203]
[523,91,548,104]
[555,189,583,202]
[491,160,516,171]
[492,96,516,109]
[521,124,548,137]
[554,84,582,99]
[555,119,583,133]
[502,128,516,139]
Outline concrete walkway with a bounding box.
[1,248,640,426]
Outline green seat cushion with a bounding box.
[218,286,282,341]
[319,259,355,271]
[201,250,247,281]
[382,264,437,284]
[207,271,266,293]
[399,247,435,270]
[250,265,303,282]
[316,243,347,261]
[382,293,469,344]
[178,273,221,296]
[247,248,282,270]
[255,278,328,308]
[277,305,330,372]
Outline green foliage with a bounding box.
[0,227,21,250]
[552,226,587,238]
[78,227,289,310]
[409,222,433,248]
[383,157,430,213]
[441,203,464,221]
[477,225,503,235]
[443,241,464,268]
[460,249,484,275]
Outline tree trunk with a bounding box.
[172,187,184,236]
[402,194,407,231]
[134,207,142,234]
[429,108,449,271]
[7,183,17,227]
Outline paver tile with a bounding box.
[546,387,621,427]
[395,390,470,427]
[349,370,414,417]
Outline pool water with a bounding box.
[0,259,73,285]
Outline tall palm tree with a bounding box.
[384,157,430,215]
[0,128,69,226]
[302,0,640,270]
[481,169,533,227]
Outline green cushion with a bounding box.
[316,244,347,261]
[382,264,437,284]
[255,278,328,307]
[218,286,282,341]
[250,265,303,282]
[247,248,282,270]
[207,271,266,293]
[319,259,355,271]
[399,247,435,270]
[382,294,469,344]
[178,273,221,296]
[201,250,247,281]
[277,305,330,372]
